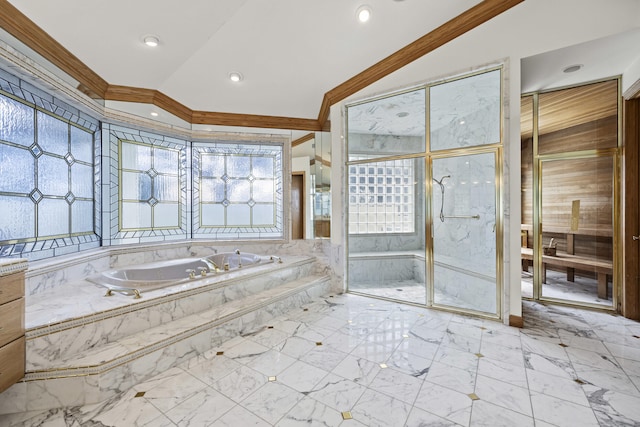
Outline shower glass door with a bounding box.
[346,88,427,305]
[431,153,498,314]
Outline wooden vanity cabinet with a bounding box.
[0,270,25,393]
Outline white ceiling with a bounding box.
[3,0,640,131]
[6,0,482,120]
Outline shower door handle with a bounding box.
[633,235,640,241]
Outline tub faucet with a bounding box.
[186,269,196,279]
[197,267,208,277]
[235,249,242,268]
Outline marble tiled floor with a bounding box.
[521,269,613,307]
[4,293,640,426]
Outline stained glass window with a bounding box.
[193,142,283,239]
[0,91,96,251]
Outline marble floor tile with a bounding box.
[7,293,640,426]
[240,381,305,424]
[89,389,167,427]
[474,374,532,417]
[164,387,236,426]
[249,327,290,348]
[306,373,367,411]
[275,335,317,359]
[530,392,600,427]
[211,365,267,403]
[331,354,381,386]
[209,404,271,427]
[275,396,344,427]
[246,348,297,376]
[573,362,640,396]
[413,381,473,426]
[222,339,271,365]
[298,345,349,371]
[404,406,459,427]
[477,356,528,388]
[470,400,534,427]
[526,367,590,406]
[183,354,243,386]
[386,349,432,379]
[350,388,411,427]
[368,366,423,404]
[278,360,329,393]
[132,368,209,413]
[433,345,480,372]
[426,361,477,395]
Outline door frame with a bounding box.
[291,171,306,239]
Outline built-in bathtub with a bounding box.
[87,252,281,297]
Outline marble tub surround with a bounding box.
[25,256,314,366]
[3,294,640,426]
[23,238,336,296]
[0,254,331,415]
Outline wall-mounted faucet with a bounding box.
[235,249,242,268]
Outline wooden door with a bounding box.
[291,173,304,239]
[623,98,640,319]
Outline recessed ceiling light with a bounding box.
[150,112,159,117]
[356,5,372,23]
[563,64,583,73]
[143,36,159,47]
[229,72,243,82]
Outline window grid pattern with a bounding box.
[348,158,415,234]
[107,124,188,244]
[118,140,181,231]
[193,142,283,240]
[0,76,100,260]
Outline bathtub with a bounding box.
[86,252,281,298]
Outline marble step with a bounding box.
[0,274,331,415]
[28,274,330,376]
[25,256,315,369]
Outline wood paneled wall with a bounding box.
[521,80,618,260]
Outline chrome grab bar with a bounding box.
[443,215,480,220]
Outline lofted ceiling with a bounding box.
[0,0,638,134]
[1,0,491,127]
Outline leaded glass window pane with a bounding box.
[0,95,34,147]
[0,144,34,193]
[37,111,69,154]
[193,142,283,238]
[118,140,181,231]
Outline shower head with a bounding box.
[433,175,451,185]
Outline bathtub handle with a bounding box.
[197,267,208,277]
[186,269,196,279]
[270,256,283,264]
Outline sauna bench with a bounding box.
[520,247,613,299]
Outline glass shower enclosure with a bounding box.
[346,67,502,318]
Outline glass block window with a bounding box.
[193,142,283,239]
[0,91,97,256]
[348,158,415,234]
[118,140,181,230]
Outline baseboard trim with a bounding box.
[509,315,524,328]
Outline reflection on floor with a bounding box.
[3,293,640,426]
[349,281,426,304]
[522,269,613,307]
